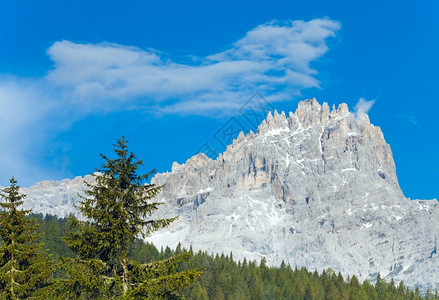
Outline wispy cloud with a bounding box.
[0,77,66,185]
[46,18,340,115]
[354,98,375,115]
[0,18,340,186]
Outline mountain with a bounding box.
[14,175,92,217]
[7,99,439,292]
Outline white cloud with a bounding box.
[0,78,56,185]
[0,77,80,186]
[46,18,340,115]
[354,98,375,115]
[0,18,340,186]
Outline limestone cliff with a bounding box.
[148,99,438,292]
[12,99,439,292]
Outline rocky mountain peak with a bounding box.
[147,98,438,292]
[10,98,439,293]
[190,98,398,198]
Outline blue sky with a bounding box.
[0,0,438,199]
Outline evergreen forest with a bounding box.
[30,213,439,299]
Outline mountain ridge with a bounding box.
[147,98,438,291]
[5,98,439,292]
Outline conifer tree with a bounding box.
[0,177,55,299]
[189,282,208,300]
[62,137,200,299]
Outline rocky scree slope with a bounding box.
[6,99,438,292]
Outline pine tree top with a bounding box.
[0,177,28,212]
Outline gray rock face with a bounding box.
[148,99,439,291]
[6,99,438,291]
[18,175,94,217]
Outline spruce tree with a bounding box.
[0,177,55,299]
[62,137,200,299]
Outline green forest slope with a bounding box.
[32,213,438,300]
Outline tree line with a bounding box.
[9,213,439,300]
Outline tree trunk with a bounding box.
[122,258,129,296]
[10,240,16,299]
